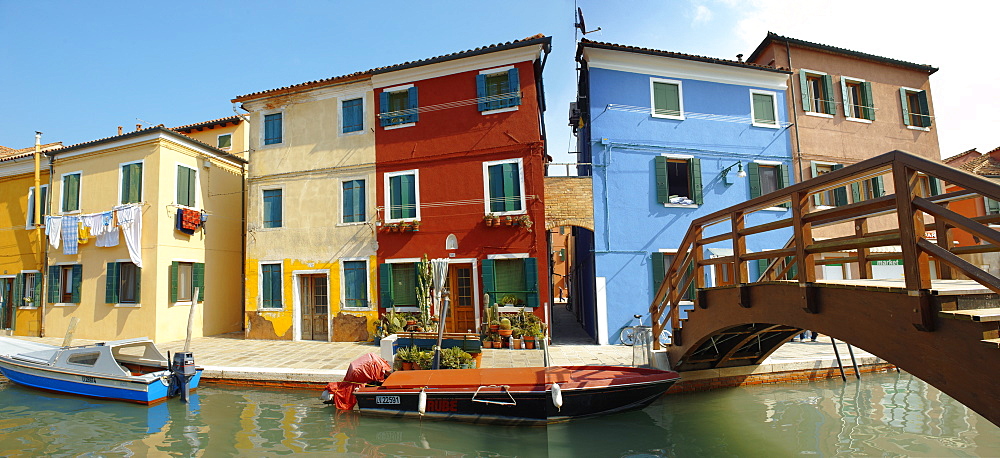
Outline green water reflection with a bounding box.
[1,371,998,456]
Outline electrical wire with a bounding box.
[376,92,521,119]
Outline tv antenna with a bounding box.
[575,7,601,38]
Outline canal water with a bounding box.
[1,371,998,457]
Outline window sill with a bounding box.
[17,306,40,310]
[907,125,931,132]
[260,142,285,148]
[384,122,416,131]
[762,207,788,212]
[341,307,372,312]
[337,221,368,227]
[392,306,419,313]
[52,303,78,307]
[114,303,141,308]
[60,210,82,215]
[845,117,872,124]
[384,218,420,225]
[751,122,780,129]
[259,307,285,312]
[481,106,518,116]
[485,210,526,217]
[804,112,834,119]
[173,301,194,306]
[339,129,366,137]
[498,306,533,312]
[257,226,283,231]
[662,203,698,209]
[650,113,685,121]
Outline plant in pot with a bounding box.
[498,318,513,338]
[523,322,540,349]
[511,327,523,349]
[397,346,420,371]
[415,349,434,370]
[440,347,474,369]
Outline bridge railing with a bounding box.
[650,150,1000,349]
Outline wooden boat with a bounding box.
[328,363,680,425]
[0,336,202,404]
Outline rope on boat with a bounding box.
[471,385,517,406]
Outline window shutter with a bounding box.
[851,182,861,203]
[929,177,942,196]
[689,158,703,205]
[130,164,142,203]
[261,266,272,308]
[13,273,23,307]
[840,79,851,117]
[26,188,35,226]
[872,177,885,197]
[654,156,669,204]
[987,198,1000,215]
[756,259,768,280]
[861,82,875,120]
[821,75,835,114]
[523,257,538,307]
[379,92,390,127]
[47,266,60,303]
[799,71,810,111]
[194,262,205,301]
[379,263,393,307]
[177,166,189,206]
[64,174,80,212]
[502,163,520,211]
[70,265,82,303]
[32,273,42,306]
[811,163,821,206]
[133,266,141,303]
[507,67,521,107]
[475,74,487,111]
[400,174,415,218]
[343,182,355,223]
[748,162,761,198]
[406,86,419,123]
[900,88,911,126]
[481,259,496,303]
[777,164,791,207]
[169,261,178,303]
[831,164,848,206]
[355,181,365,222]
[917,91,931,127]
[651,252,665,293]
[106,263,119,303]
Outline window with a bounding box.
[120,162,142,204]
[482,257,539,307]
[799,70,835,115]
[650,78,683,119]
[106,262,140,304]
[379,262,418,307]
[986,197,1000,216]
[654,156,702,205]
[170,261,204,303]
[750,90,778,127]
[811,162,847,207]
[842,78,875,121]
[900,87,931,128]
[217,133,232,149]
[916,175,942,197]
[484,160,524,214]
[177,165,196,207]
[342,98,364,133]
[379,85,418,127]
[47,264,82,304]
[477,67,521,112]
[62,172,81,212]
[651,252,694,300]
[851,177,885,202]
[260,263,283,309]
[26,184,49,227]
[67,352,100,366]
[13,272,41,307]
[264,112,283,145]
[386,170,419,221]
[342,179,366,224]
[262,189,282,228]
[748,162,791,204]
[343,260,369,309]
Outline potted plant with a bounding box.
[397,346,420,370]
[498,318,512,337]
[523,322,538,349]
[484,213,497,226]
[511,327,523,349]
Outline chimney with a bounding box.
[736,54,744,63]
[135,123,142,131]
[118,126,123,135]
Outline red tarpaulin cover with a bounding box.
[326,353,392,410]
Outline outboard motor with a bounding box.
[169,351,196,402]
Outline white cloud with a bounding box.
[692,5,713,25]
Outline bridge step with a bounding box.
[982,338,1000,348]
[938,308,1000,322]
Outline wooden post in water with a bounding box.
[61,317,79,348]
[184,288,199,353]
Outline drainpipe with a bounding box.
[785,41,804,182]
[34,132,46,337]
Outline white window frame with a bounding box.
[260,109,285,147]
[749,90,780,129]
[171,258,200,306]
[175,162,199,209]
[52,262,80,308]
[811,160,840,210]
[60,171,83,214]
[16,271,40,309]
[486,253,530,312]
[338,177,368,226]
[384,169,421,223]
[800,69,834,118]
[117,159,144,205]
[259,261,284,310]
[259,185,285,231]
[384,258,422,312]
[901,86,931,132]
[382,84,415,130]
[659,153,698,209]
[340,258,372,311]
[217,133,233,150]
[649,77,685,120]
[479,66,519,116]
[339,94,367,136]
[754,160,788,212]
[113,259,141,308]
[482,158,527,216]
[841,76,872,124]
[26,184,49,229]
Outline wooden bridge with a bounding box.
[650,150,1000,426]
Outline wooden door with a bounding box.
[299,274,329,341]
[0,278,12,330]
[446,265,476,333]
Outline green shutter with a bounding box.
[900,88,911,126]
[872,177,885,197]
[169,261,178,303]
[689,158,703,205]
[502,163,520,211]
[821,75,835,114]
[47,266,60,303]
[811,163,821,206]
[929,177,942,196]
[13,273,23,307]
[261,265,272,307]
[653,82,679,117]
[917,91,931,127]
[851,183,861,203]
[63,174,80,212]
[133,267,141,303]
[777,164,791,207]
[752,93,775,125]
[177,166,187,206]
[401,174,415,218]
[481,259,495,304]
[654,156,669,204]
[106,262,119,303]
[861,82,875,120]
[379,91,390,127]
[651,252,665,293]
[799,71,810,111]
[756,259,768,280]
[379,263,392,307]
[831,164,848,206]
[786,256,798,280]
[70,265,82,303]
[194,263,205,301]
[748,162,761,198]
[523,257,538,307]
[41,186,48,217]
[987,198,1000,215]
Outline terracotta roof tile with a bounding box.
[45,127,247,165]
[943,148,981,164]
[958,154,1000,176]
[748,32,937,74]
[579,38,791,73]
[0,142,64,162]
[172,116,242,132]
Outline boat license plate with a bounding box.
[375,396,400,405]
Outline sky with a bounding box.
[2,0,997,163]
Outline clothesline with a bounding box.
[44,203,144,268]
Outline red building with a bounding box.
[372,35,552,334]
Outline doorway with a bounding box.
[298,274,329,341]
[0,278,12,330]
[446,264,476,333]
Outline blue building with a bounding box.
[573,40,794,344]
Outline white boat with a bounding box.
[0,336,201,404]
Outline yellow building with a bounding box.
[0,141,60,336]
[172,116,249,160]
[43,126,247,342]
[233,74,378,341]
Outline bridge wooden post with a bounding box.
[732,211,751,308]
[934,208,954,279]
[791,190,818,313]
[693,226,706,310]
[855,219,873,279]
[892,160,935,331]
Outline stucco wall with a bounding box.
[0,164,49,336]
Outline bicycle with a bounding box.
[619,314,671,346]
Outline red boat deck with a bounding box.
[379,366,678,390]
